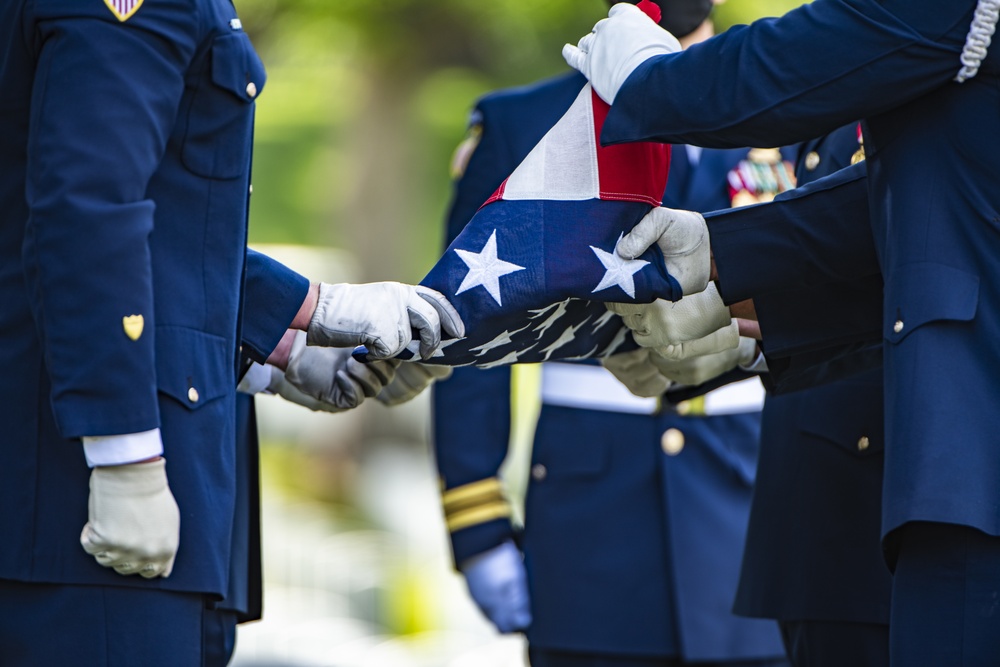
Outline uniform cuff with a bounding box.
[237,362,273,395]
[82,428,163,467]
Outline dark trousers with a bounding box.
[0,579,238,667]
[528,647,790,667]
[779,620,889,667]
[890,522,1000,667]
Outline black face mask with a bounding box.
[655,0,714,38]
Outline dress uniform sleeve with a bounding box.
[602,0,974,149]
[22,1,199,438]
[433,101,519,566]
[241,249,310,364]
[707,161,876,304]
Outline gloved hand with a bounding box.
[461,541,532,634]
[655,320,740,362]
[377,361,453,407]
[281,330,398,411]
[651,336,759,386]
[617,207,711,297]
[307,282,465,360]
[608,282,731,350]
[80,457,180,578]
[562,3,681,104]
[601,347,671,397]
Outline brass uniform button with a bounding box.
[246,82,257,98]
[248,184,253,195]
[857,436,870,452]
[531,464,547,481]
[661,428,685,456]
[187,387,200,403]
[804,151,821,171]
[893,320,904,334]
[675,401,691,416]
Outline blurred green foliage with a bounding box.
[239,0,808,281]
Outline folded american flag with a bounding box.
[405,81,674,367]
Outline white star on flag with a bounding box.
[468,324,530,356]
[540,316,592,361]
[404,337,463,359]
[590,234,649,299]
[455,229,525,306]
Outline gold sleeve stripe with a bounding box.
[442,478,503,508]
[446,501,512,533]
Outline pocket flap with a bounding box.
[211,33,267,103]
[884,263,978,343]
[798,375,884,456]
[156,326,232,409]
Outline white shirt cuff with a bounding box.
[82,428,164,468]
[739,350,769,374]
[237,361,273,395]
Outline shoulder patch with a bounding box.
[103,0,144,22]
[450,110,484,180]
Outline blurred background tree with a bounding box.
[239,0,807,280]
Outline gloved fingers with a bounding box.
[405,299,442,361]
[601,347,651,373]
[617,208,672,260]
[657,320,740,361]
[619,310,648,334]
[421,363,453,380]
[608,2,642,18]
[332,370,367,408]
[577,31,596,53]
[606,301,646,317]
[416,286,465,339]
[562,43,585,71]
[343,358,396,398]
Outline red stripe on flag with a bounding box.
[481,177,508,209]
[591,89,670,207]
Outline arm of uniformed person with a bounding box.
[239,330,400,411]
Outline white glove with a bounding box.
[307,282,465,360]
[562,3,681,104]
[651,336,759,386]
[80,457,181,579]
[279,330,398,411]
[617,207,711,297]
[608,282,731,350]
[461,541,532,634]
[601,347,670,397]
[377,362,453,407]
[655,319,740,361]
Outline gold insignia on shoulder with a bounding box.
[103,0,144,23]
[449,123,483,180]
[123,314,144,341]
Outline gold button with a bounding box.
[246,82,257,98]
[531,464,547,481]
[661,428,685,456]
[893,320,904,333]
[804,151,821,171]
[187,387,200,403]
[675,401,691,416]
[248,184,253,195]
[857,436,870,452]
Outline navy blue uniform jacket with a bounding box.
[434,72,785,661]
[0,0,308,604]
[601,0,1000,545]
[734,126,891,625]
